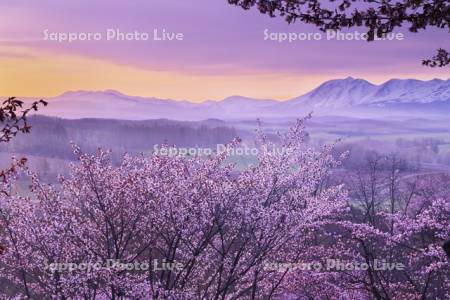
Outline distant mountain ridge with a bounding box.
[18,77,450,120]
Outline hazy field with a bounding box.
[2,114,449,183]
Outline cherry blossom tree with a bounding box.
[0,117,349,299]
[0,97,47,270]
[332,159,450,299]
[1,115,449,299]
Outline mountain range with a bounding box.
[19,77,450,120]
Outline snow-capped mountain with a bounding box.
[286,77,378,108]
[285,77,450,109]
[370,78,450,105]
[18,77,450,120]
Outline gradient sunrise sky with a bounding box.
[0,0,449,102]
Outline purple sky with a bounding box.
[0,0,449,101]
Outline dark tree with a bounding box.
[228,0,450,66]
[0,98,47,143]
[444,240,450,258]
[0,98,47,187]
[423,48,450,67]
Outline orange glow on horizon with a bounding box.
[0,46,448,102]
